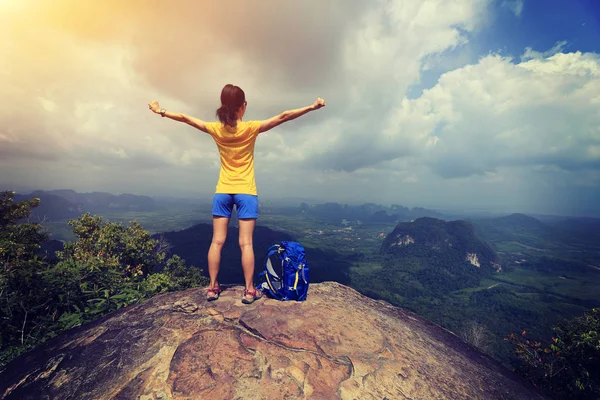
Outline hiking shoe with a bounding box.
[242,288,263,304]
[206,285,222,301]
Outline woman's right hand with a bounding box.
[312,97,326,110]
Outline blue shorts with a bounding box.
[212,194,259,219]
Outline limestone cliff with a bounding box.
[0,283,545,399]
[381,217,498,271]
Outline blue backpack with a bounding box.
[258,241,310,301]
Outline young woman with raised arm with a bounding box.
[148,84,325,303]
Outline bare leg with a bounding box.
[238,218,256,299]
[208,216,229,289]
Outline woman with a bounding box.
[148,84,326,304]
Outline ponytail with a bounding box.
[216,104,238,127]
[216,84,246,128]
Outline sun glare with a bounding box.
[0,0,20,9]
[2,0,32,11]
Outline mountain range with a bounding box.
[264,201,445,224]
[14,189,160,221]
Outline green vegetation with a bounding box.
[490,265,600,303]
[0,192,207,368]
[506,308,600,399]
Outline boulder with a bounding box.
[0,282,545,399]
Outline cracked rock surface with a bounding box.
[0,282,545,399]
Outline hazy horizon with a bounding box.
[5,184,598,219]
[2,1,600,218]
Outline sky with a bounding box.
[1,0,600,216]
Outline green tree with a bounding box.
[45,212,208,331]
[0,191,50,365]
[0,192,208,369]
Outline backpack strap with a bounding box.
[262,244,285,300]
[266,244,282,256]
[265,245,282,274]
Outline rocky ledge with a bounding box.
[0,282,545,399]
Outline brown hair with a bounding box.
[216,84,246,127]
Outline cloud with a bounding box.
[311,50,600,182]
[502,0,524,17]
[413,51,600,177]
[0,0,489,177]
[521,40,568,61]
[10,0,370,112]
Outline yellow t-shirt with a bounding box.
[205,120,261,195]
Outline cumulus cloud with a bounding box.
[401,52,600,178]
[302,50,600,179]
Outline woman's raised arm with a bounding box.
[148,100,210,134]
[258,97,326,134]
